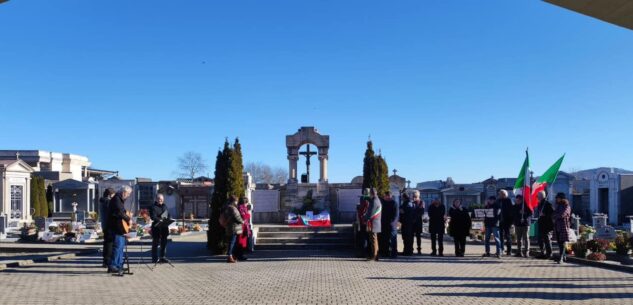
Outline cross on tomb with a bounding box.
[299,144,318,183]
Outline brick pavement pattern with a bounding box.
[1,234,632,305]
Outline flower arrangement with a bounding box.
[192,224,202,232]
[587,252,607,261]
[572,238,588,258]
[138,209,150,223]
[580,225,596,240]
[587,238,610,253]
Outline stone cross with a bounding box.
[299,144,318,183]
[393,169,398,176]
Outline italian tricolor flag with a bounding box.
[514,150,532,209]
[529,154,565,209]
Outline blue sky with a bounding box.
[1,1,632,184]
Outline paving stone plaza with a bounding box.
[1,234,632,305]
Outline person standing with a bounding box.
[365,188,382,261]
[535,191,554,259]
[355,190,370,258]
[244,197,255,252]
[99,188,115,268]
[498,190,514,256]
[235,198,252,261]
[428,199,446,256]
[448,199,471,257]
[411,191,425,255]
[150,193,170,264]
[108,186,133,276]
[554,193,571,264]
[399,192,416,256]
[482,196,502,258]
[224,195,244,263]
[513,195,532,258]
[379,191,399,258]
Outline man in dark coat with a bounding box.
[365,188,382,261]
[150,193,170,263]
[513,195,532,258]
[108,186,132,276]
[498,190,514,256]
[427,199,446,256]
[99,188,115,268]
[535,191,554,259]
[411,191,425,255]
[379,191,399,258]
[400,193,417,256]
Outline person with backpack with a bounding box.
[222,195,244,263]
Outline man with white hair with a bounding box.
[150,193,171,264]
[535,191,554,259]
[108,185,133,276]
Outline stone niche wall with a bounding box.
[252,182,365,224]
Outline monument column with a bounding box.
[318,155,328,183]
[288,155,299,183]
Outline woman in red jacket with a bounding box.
[235,198,252,261]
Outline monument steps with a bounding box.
[254,224,354,250]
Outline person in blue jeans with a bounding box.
[108,186,133,276]
[482,196,502,258]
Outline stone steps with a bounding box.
[255,224,354,250]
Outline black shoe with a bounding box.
[237,256,248,261]
[482,253,490,257]
[107,267,117,273]
[495,253,501,259]
[112,269,124,277]
[514,253,523,258]
[159,258,171,264]
[417,249,422,255]
[438,253,444,257]
[430,252,437,256]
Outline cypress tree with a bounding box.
[376,155,390,196]
[208,143,229,253]
[362,140,376,191]
[207,137,247,253]
[38,178,48,218]
[30,177,40,217]
[228,138,245,199]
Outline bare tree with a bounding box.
[245,162,288,184]
[271,167,288,184]
[178,151,209,180]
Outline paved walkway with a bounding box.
[1,234,632,305]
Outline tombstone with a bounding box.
[76,210,86,223]
[595,225,617,241]
[627,216,633,233]
[592,213,608,229]
[85,218,97,230]
[34,216,47,231]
